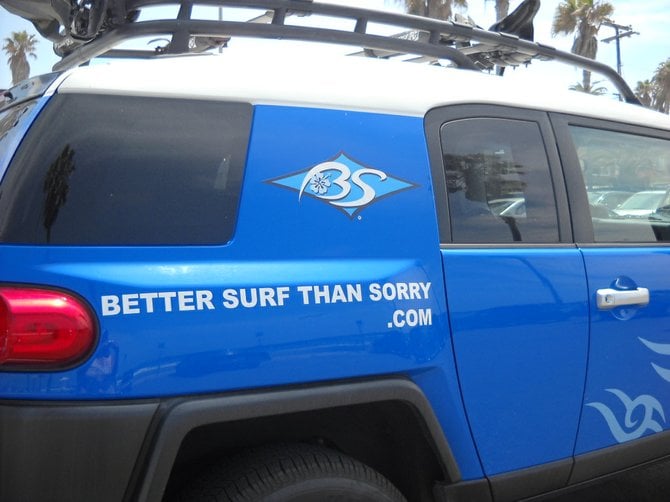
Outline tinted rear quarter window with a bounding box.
[0,94,251,245]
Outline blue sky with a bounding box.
[1,0,668,93]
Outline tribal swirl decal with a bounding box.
[587,389,665,443]
[639,337,670,383]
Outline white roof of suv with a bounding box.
[56,50,670,130]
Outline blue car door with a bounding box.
[426,106,590,496]
[552,114,670,480]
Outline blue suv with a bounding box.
[1,1,670,501]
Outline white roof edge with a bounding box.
[56,51,670,130]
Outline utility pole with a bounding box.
[219,7,224,53]
[601,20,638,76]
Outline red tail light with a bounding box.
[0,287,97,368]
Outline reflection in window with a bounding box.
[0,101,35,144]
[441,118,558,244]
[0,100,38,172]
[570,126,670,243]
[0,95,251,245]
[42,145,76,243]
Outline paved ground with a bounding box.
[535,458,670,501]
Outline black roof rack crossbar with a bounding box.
[51,0,638,104]
[53,18,480,70]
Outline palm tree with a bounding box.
[551,0,613,91]
[492,0,510,21]
[3,31,38,85]
[652,59,670,114]
[569,80,607,96]
[399,0,468,21]
[634,79,654,108]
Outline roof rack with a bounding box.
[48,0,638,104]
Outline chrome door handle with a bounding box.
[596,288,650,310]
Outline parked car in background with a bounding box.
[488,197,523,215]
[588,190,634,211]
[613,190,670,218]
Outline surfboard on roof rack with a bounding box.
[0,0,639,103]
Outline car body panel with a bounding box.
[0,105,446,397]
[443,247,589,475]
[576,247,670,454]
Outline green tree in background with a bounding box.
[3,30,38,85]
[398,0,515,21]
[651,59,670,114]
[551,0,613,92]
[399,0,468,21]
[569,80,607,95]
[491,0,510,21]
[634,60,670,114]
[634,79,654,108]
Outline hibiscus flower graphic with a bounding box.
[309,172,331,195]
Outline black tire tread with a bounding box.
[171,443,406,502]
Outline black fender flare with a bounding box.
[132,377,461,501]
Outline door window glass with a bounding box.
[441,118,559,243]
[569,126,670,243]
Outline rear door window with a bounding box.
[440,117,560,243]
[0,94,251,245]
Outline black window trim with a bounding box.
[550,112,670,246]
[425,104,572,246]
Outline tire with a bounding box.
[172,443,407,502]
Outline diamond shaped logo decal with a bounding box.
[266,152,418,218]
